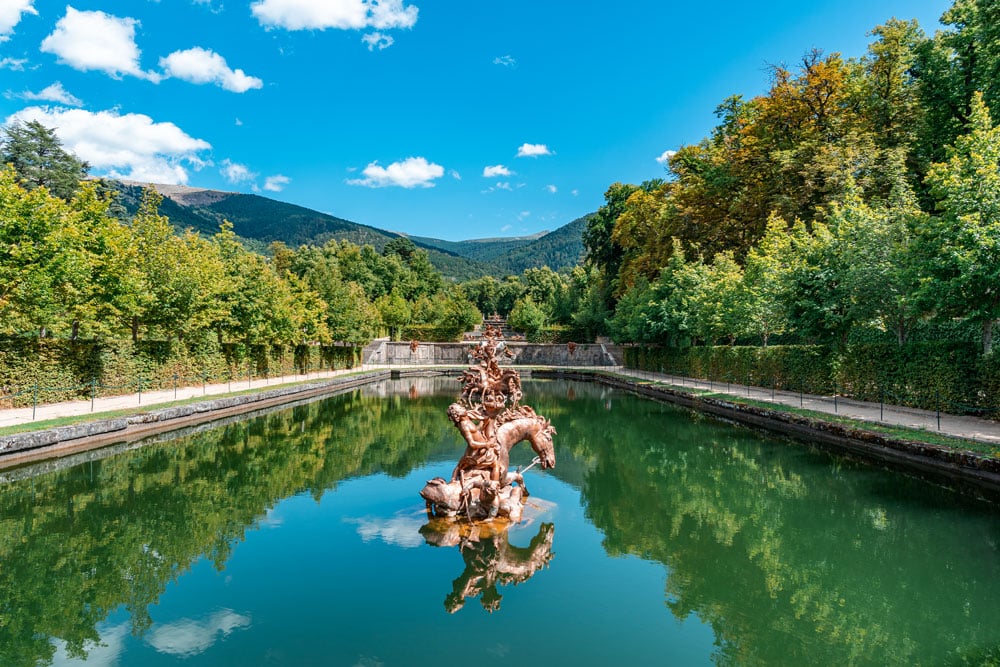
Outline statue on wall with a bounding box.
[420,325,555,522]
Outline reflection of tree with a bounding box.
[0,387,455,667]
[551,386,1000,666]
[420,520,555,614]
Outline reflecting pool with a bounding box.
[2,378,999,666]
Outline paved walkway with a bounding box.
[2,365,1000,447]
[615,367,1000,446]
[0,367,370,429]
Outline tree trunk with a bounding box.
[131,317,139,343]
[71,320,79,341]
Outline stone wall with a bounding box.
[367,341,621,366]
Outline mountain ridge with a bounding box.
[106,180,588,280]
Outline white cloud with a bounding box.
[221,159,256,183]
[160,47,263,93]
[347,156,444,188]
[516,142,552,158]
[655,149,677,165]
[40,7,160,81]
[0,57,28,70]
[263,174,290,191]
[0,0,36,42]
[18,82,82,106]
[362,31,393,50]
[545,184,557,193]
[252,0,417,31]
[482,164,511,178]
[449,169,461,180]
[518,211,530,220]
[500,224,511,232]
[493,54,515,67]
[495,182,512,191]
[571,189,579,196]
[146,610,251,657]
[6,106,211,184]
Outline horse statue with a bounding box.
[420,404,555,522]
[419,325,556,523]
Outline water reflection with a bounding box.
[144,609,251,657]
[419,520,555,614]
[0,378,998,666]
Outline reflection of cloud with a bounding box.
[347,514,425,548]
[51,621,129,666]
[257,506,284,528]
[145,609,251,657]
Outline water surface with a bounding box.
[1,378,998,666]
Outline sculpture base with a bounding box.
[420,475,527,523]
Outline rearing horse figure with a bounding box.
[421,324,556,523]
[421,405,556,522]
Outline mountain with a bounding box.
[106,180,588,279]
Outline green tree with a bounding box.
[508,295,546,338]
[375,291,411,341]
[922,92,1000,353]
[1,120,88,201]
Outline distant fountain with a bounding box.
[419,325,555,523]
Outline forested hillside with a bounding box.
[108,181,587,280]
[108,181,486,280]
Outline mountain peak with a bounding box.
[117,180,237,207]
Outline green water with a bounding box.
[1,378,999,666]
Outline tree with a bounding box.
[375,291,411,341]
[508,296,546,338]
[1,120,88,200]
[922,92,1000,353]
[740,216,796,346]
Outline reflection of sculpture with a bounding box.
[420,520,555,613]
[420,325,555,522]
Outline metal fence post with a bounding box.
[137,377,142,405]
[936,390,941,430]
[32,384,37,421]
[91,377,96,412]
[173,373,178,399]
[880,388,884,421]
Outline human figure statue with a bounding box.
[447,402,502,483]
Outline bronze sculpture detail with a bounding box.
[420,325,555,523]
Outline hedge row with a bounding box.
[623,342,1000,417]
[399,325,466,342]
[0,338,361,408]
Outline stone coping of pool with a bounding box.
[2,366,999,503]
[0,371,390,468]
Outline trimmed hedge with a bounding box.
[0,338,361,408]
[624,342,1000,417]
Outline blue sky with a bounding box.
[1,0,951,241]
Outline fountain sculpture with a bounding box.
[419,325,556,523]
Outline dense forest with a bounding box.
[581,0,1000,358]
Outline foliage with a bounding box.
[507,295,547,337]
[0,120,88,201]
